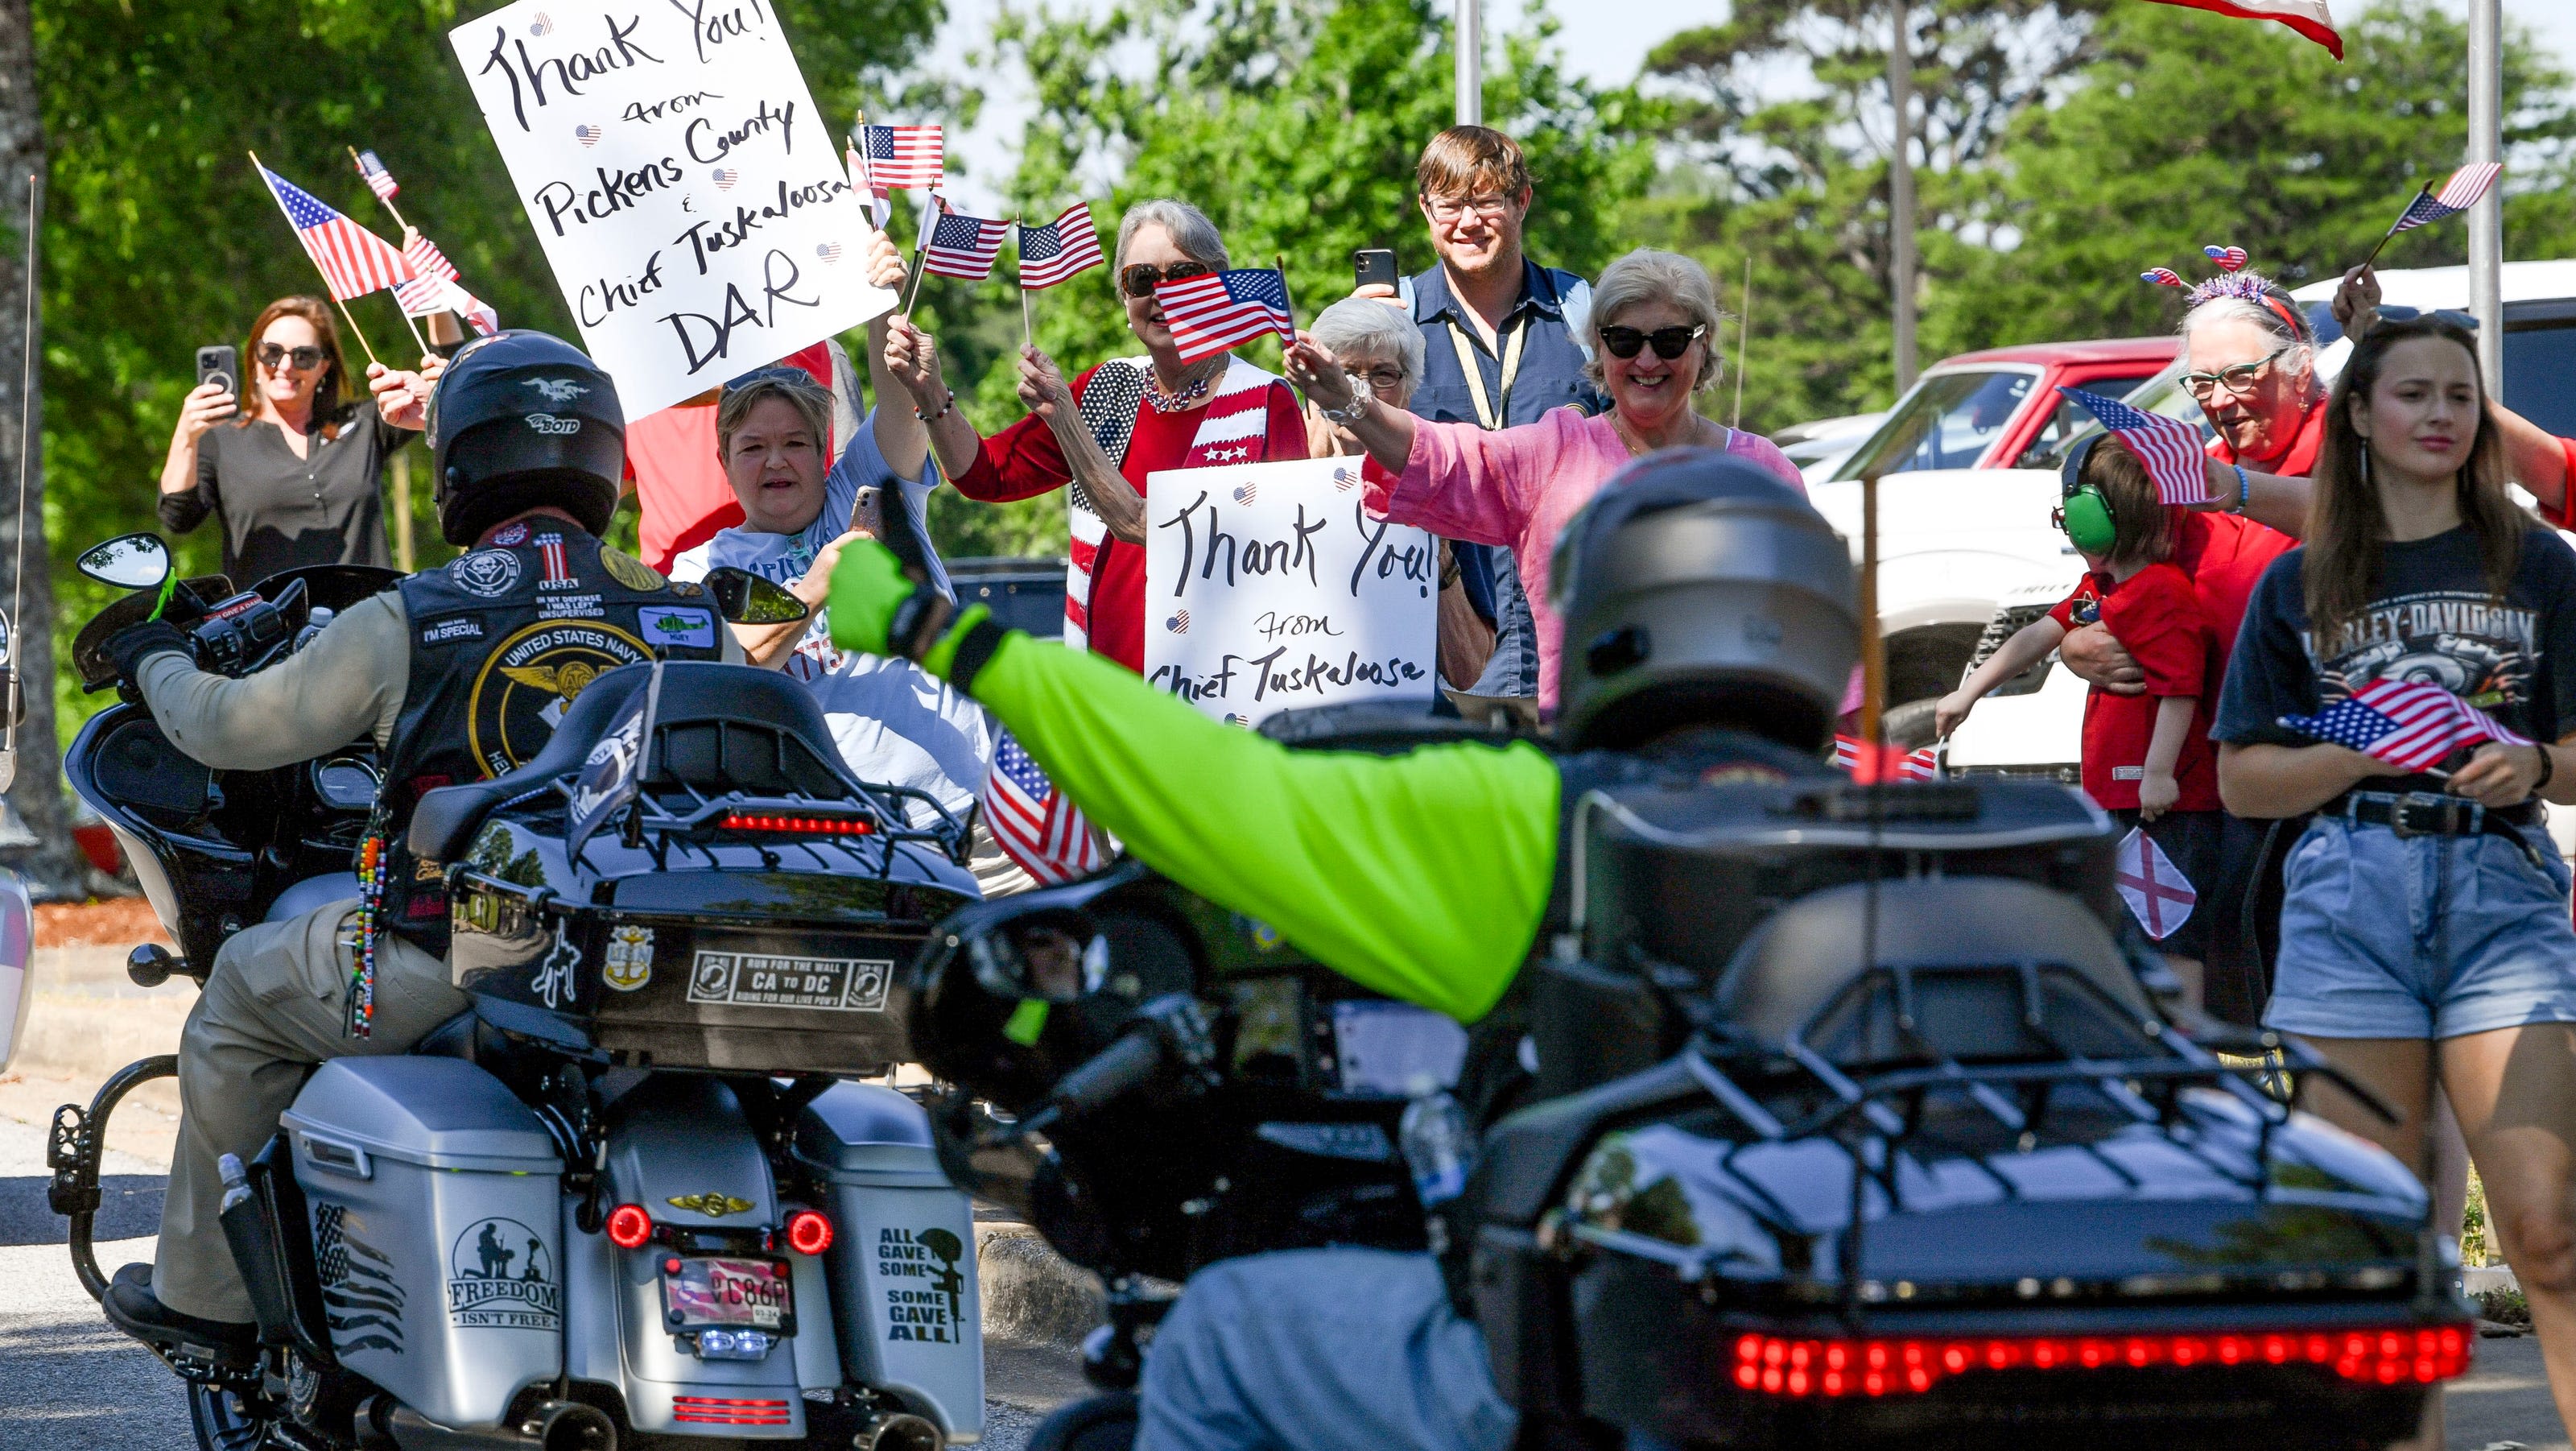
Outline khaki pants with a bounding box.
[152,901,469,1323]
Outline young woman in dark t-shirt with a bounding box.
[2214,316,2576,1429]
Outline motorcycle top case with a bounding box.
[280,1056,564,1432]
[1571,775,2120,979]
[792,1082,984,1440]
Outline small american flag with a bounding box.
[2058,387,2210,506]
[2280,677,2529,774]
[259,165,412,301]
[404,231,460,283]
[353,149,399,202]
[845,143,892,229]
[1154,268,1293,366]
[983,729,1104,885]
[394,273,448,318]
[2389,163,2504,235]
[1833,735,1939,780]
[857,123,944,190]
[1018,203,1104,290]
[453,286,501,337]
[923,205,1011,281]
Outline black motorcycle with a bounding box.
[902,715,2471,1451]
[52,533,996,1451]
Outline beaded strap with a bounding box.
[347,829,386,1040]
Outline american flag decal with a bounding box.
[983,729,1104,885]
[536,532,574,588]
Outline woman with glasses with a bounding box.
[880,198,1307,673]
[1283,247,1802,713]
[159,296,426,582]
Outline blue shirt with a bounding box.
[1404,258,1605,698]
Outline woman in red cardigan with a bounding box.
[882,198,1307,672]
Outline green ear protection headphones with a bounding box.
[2056,432,2120,556]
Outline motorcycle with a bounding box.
[901,708,2474,1451]
[49,532,993,1451]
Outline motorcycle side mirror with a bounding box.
[704,566,808,626]
[76,533,172,592]
[968,909,1110,1004]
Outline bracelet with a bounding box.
[913,391,956,423]
[1319,389,1370,426]
[2232,464,2250,515]
[2537,742,2555,791]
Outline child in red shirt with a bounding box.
[1936,436,2223,986]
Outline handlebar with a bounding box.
[1006,993,1218,1142]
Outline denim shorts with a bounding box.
[2265,812,2576,1041]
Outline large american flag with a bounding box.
[2389,163,2504,236]
[983,729,1104,885]
[1154,268,1294,366]
[2058,387,2209,506]
[2138,0,2342,58]
[353,148,399,202]
[1018,204,1104,290]
[923,206,1011,280]
[857,124,944,190]
[2280,677,2530,773]
[260,165,411,301]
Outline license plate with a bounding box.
[661,1256,793,1329]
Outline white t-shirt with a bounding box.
[671,411,991,829]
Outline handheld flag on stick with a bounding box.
[1155,268,1294,366]
[984,729,1104,885]
[2135,0,2343,60]
[403,231,459,283]
[2114,827,2196,940]
[922,206,1012,281]
[854,123,945,190]
[1017,204,1104,290]
[251,153,408,364]
[2056,387,2210,506]
[1833,735,1938,781]
[2363,163,2504,267]
[2279,677,2529,774]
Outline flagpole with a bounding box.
[250,151,381,367]
[394,304,428,361]
[898,195,939,321]
[346,146,411,232]
[1732,254,1753,430]
[1274,254,1298,334]
[1021,282,1036,349]
[2359,182,2431,271]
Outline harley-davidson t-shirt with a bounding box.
[2215,524,2576,792]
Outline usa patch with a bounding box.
[640,606,716,650]
[421,616,485,647]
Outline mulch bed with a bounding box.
[35,897,173,949]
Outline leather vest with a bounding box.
[378,523,722,951]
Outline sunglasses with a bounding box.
[257,343,328,371]
[1120,261,1212,300]
[1599,324,1707,361]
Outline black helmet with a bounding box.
[425,330,624,546]
[1550,449,1857,752]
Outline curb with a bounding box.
[2464,1264,2520,1296]
[976,1221,1104,1347]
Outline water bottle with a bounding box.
[1399,1090,1476,1208]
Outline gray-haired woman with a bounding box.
[1284,247,1804,713]
[881,197,1309,673]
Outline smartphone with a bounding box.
[195,344,237,396]
[1353,248,1399,291]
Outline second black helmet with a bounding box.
[425,330,624,546]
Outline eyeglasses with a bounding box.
[1599,325,1707,361]
[256,343,328,372]
[2179,345,2293,399]
[1120,261,1212,300]
[1340,361,1409,396]
[1425,193,1514,223]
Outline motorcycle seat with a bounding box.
[407,667,652,864]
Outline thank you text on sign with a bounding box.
[1143,457,1438,724]
[448,0,894,416]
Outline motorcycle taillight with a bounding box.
[606,1203,654,1249]
[717,811,874,837]
[1729,1325,2472,1399]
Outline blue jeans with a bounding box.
[2266,812,2576,1040]
[1135,1249,1517,1451]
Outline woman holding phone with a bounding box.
[159,296,429,582]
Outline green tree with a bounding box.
[920,0,1650,559]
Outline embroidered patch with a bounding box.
[489,521,532,548]
[640,606,716,650]
[449,549,522,598]
[420,616,485,647]
[535,533,575,589]
[600,545,667,593]
[536,593,605,620]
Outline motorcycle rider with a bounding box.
[97,331,732,1358]
[829,446,1859,1450]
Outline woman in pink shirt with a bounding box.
[1285,248,1802,712]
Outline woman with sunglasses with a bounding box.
[1282,247,1801,712]
[159,296,425,582]
[881,198,1307,673]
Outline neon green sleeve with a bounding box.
[968,634,1560,1023]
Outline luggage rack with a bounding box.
[551,771,976,879]
[1568,956,2417,1318]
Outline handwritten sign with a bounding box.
[447,0,893,417]
[1142,457,1438,724]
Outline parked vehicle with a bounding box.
[1773,412,1887,487]
[947,557,1067,643]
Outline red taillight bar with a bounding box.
[1730,1326,2471,1399]
[717,811,873,837]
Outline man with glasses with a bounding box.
[1357,126,1606,712]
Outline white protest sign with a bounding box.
[1143,457,1439,724]
[448,0,892,418]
